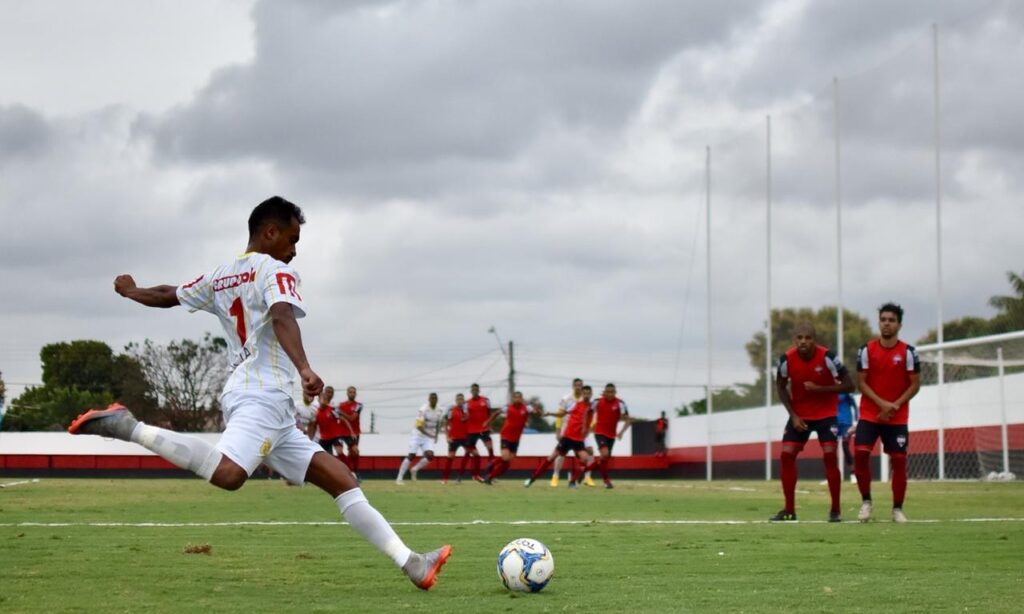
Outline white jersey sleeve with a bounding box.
[257,260,306,318]
[176,272,216,314]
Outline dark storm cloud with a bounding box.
[0,105,52,161]
[143,0,761,199]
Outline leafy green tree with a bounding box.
[3,386,113,431]
[680,306,874,415]
[919,270,1024,343]
[3,340,152,431]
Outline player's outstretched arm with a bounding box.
[269,302,323,398]
[114,274,180,308]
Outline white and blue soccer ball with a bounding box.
[497,538,554,593]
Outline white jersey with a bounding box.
[294,398,317,430]
[557,390,582,436]
[414,403,443,439]
[176,252,306,395]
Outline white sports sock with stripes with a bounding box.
[336,488,412,567]
[130,423,221,481]
[397,458,411,481]
[412,457,430,472]
[552,455,564,478]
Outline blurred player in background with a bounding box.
[524,385,595,488]
[336,386,363,479]
[69,196,450,589]
[586,383,632,489]
[836,390,858,473]
[310,387,344,458]
[465,383,494,481]
[295,392,317,440]
[548,378,582,487]
[482,391,536,485]
[854,303,921,524]
[770,322,854,522]
[440,393,473,484]
[396,393,442,484]
[654,411,668,457]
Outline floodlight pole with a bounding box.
[933,23,946,480]
[765,115,773,481]
[705,145,713,482]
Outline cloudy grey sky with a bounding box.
[1,0,1022,429]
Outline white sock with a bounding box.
[397,458,411,480]
[552,455,564,478]
[131,423,221,481]
[336,488,412,567]
[412,457,429,472]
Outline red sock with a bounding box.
[822,448,841,513]
[780,450,798,513]
[350,453,360,473]
[890,453,907,508]
[854,448,873,500]
[531,458,554,481]
[599,457,611,484]
[570,461,585,483]
[459,454,471,478]
[472,455,481,478]
[442,457,453,481]
[488,460,508,480]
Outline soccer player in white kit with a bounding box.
[396,392,443,484]
[67,196,450,590]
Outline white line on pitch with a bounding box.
[0,479,41,489]
[3,517,1023,528]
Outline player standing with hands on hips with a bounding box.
[770,322,855,522]
[68,196,451,590]
[854,303,921,523]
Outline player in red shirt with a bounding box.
[585,383,632,489]
[854,303,921,523]
[336,386,363,479]
[440,393,475,484]
[464,383,495,481]
[481,391,537,484]
[654,411,669,456]
[770,322,855,522]
[309,387,345,457]
[524,385,595,488]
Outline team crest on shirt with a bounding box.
[814,366,824,373]
[259,438,272,457]
[893,355,903,365]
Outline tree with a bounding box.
[919,270,1024,343]
[989,270,1024,328]
[3,385,113,431]
[3,340,153,431]
[126,334,229,432]
[681,306,874,414]
[526,396,555,432]
[0,370,7,425]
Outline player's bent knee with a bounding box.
[210,458,249,491]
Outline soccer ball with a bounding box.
[497,538,554,593]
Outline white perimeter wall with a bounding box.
[0,429,633,458]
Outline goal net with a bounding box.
[912,331,1024,481]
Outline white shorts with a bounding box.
[218,389,323,485]
[407,431,436,456]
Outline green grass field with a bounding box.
[2,477,1022,613]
